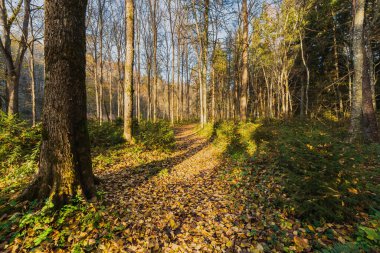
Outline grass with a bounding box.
[1,114,379,252]
[212,119,380,252]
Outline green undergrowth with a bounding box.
[0,116,175,201]
[211,119,380,251]
[89,119,175,152]
[0,116,175,250]
[0,112,41,203]
[134,120,175,151]
[2,196,109,251]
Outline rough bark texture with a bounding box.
[124,0,135,142]
[240,0,249,122]
[350,0,365,141]
[362,49,379,142]
[350,0,379,142]
[21,0,96,207]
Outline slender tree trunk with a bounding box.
[365,37,377,110]
[124,0,135,142]
[186,46,190,119]
[171,38,175,125]
[137,24,141,122]
[240,0,249,122]
[28,50,36,126]
[152,22,158,122]
[109,63,113,121]
[165,33,171,121]
[177,39,181,122]
[21,0,96,207]
[211,64,215,123]
[147,62,152,120]
[299,32,310,117]
[98,0,104,125]
[200,0,209,126]
[362,47,379,142]
[332,11,343,116]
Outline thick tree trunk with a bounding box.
[350,0,378,142]
[240,0,249,122]
[21,0,96,207]
[124,0,135,142]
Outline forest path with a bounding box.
[99,124,252,252]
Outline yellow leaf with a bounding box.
[348,188,358,194]
[169,219,177,229]
[294,236,309,250]
[226,240,233,247]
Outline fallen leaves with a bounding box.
[2,124,378,252]
[293,236,310,252]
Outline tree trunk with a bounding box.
[21,0,96,207]
[350,0,365,141]
[29,50,36,126]
[152,16,158,122]
[6,73,19,115]
[124,0,135,142]
[171,37,175,125]
[362,48,379,142]
[350,0,378,142]
[136,14,141,122]
[240,0,249,122]
[98,0,105,125]
[200,0,209,127]
[109,63,113,121]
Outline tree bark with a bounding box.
[21,0,96,207]
[350,0,379,142]
[124,0,135,142]
[28,50,36,126]
[240,0,249,122]
[350,0,365,140]
[362,47,379,142]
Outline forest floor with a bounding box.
[1,120,380,252]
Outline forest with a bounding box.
[0,0,380,252]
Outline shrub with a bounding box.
[0,112,41,184]
[88,121,124,148]
[135,120,175,151]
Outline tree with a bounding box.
[240,0,249,122]
[27,2,44,126]
[21,0,96,206]
[0,0,31,115]
[124,0,135,142]
[350,0,379,142]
